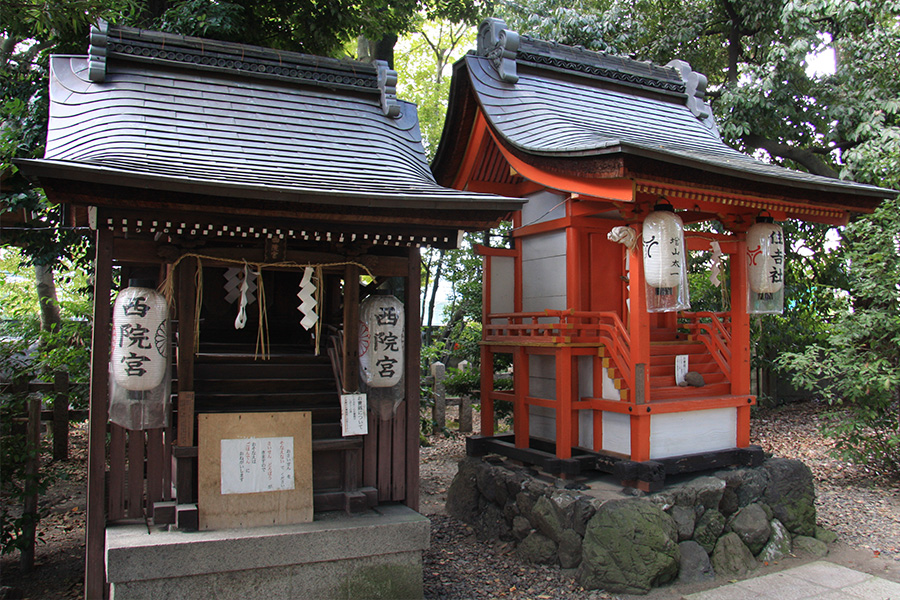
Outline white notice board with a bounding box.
[198,412,312,530]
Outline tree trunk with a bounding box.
[357,35,397,68]
[34,264,61,334]
[426,250,445,330]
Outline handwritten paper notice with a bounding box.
[220,436,294,495]
[341,393,368,436]
[675,355,689,386]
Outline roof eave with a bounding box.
[15,158,526,214]
[502,141,896,201]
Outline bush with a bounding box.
[779,199,900,476]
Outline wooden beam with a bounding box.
[86,225,113,600]
[404,248,421,511]
[341,264,360,393]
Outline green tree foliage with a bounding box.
[395,18,479,158]
[780,199,900,475]
[497,0,900,179]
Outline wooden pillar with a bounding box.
[86,225,113,600]
[730,238,751,395]
[175,256,197,505]
[555,347,574,459]
[513,347,529,448]
[627,229,651,402]
[176,257,197,411]
[52,371,69,461]
[480,253,494,437]
[479,346,493,436]
[21,394,41,572]
[342,264,360,393]
[566,226,589,311]
[404,248,421,510]
[630,413,651,462]
[731,237,752,447]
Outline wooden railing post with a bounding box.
[431,361,446,434]
[52,371,69,461]
[21,394,41,572]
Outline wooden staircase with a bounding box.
[192,343,375,513]
[649,332,730,400]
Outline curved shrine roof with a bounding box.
[433,20,895,206]
[18,24,522,216]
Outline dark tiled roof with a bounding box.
[458,19,894,199]
[19,24,523,214]
[515,37,686,96]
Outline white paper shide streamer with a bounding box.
[234,263,254,330]
[297,266,319,330]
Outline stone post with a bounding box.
[431,361,446,434]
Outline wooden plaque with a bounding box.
[198,412,313,530]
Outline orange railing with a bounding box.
[679,311,732,381]
[484,309,633,392]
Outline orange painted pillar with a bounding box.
[627,224,652,461]
[513,347,529,448]
[480,344,494,437]
[555,346,575,459]
[630,412,652,462]
[731,236,752,447]
[627,228,651,403]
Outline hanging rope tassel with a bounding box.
[254,267,270,360]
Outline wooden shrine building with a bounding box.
[432,19,895,490]
[17,22,521,598]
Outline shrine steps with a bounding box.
[189,345,373,513]
[648,339,730,399]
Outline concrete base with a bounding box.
[106,504,430,600]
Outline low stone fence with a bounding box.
[446,456,835,595]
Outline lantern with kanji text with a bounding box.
[358,292,404,388]
[642,201,690,312]
[746,214,785,314]
[109,280,171,429]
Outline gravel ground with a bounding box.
[751,401,900,559]
[2,401,898,600]
[420,401,900,600]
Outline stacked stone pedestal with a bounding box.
[447,456,834,595]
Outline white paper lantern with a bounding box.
[746,217,785,294]
[643,205,686,289]
[110,285,169,391]
[359,293,404,388]
[642,203,690,312]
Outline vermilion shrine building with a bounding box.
[432,19,894,488]
[17,23,521,599]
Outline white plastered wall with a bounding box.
[649,408,737,459]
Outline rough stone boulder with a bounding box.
[793,535,829,558]
[677,540,715,584]
[727,503,772,556]
[532,495,565,543]
[711,532,757,577]
[693,509,726,554]
[758,519,791,562]
[516,531,558,565]
[446,458,482,524]
[668,505,696,542]
[558,530,583,569]
[763,459,817,537]
[577,499,680,594]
